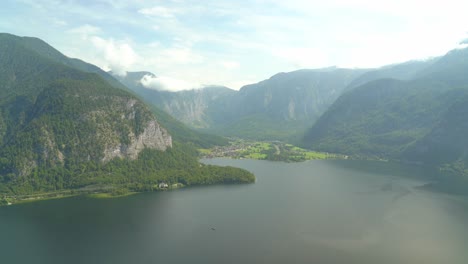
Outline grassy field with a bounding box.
[200,139,343,162]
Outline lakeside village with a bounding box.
[198,138,345,162]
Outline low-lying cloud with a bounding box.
[68,25,138,76]
[140,74,201,92]
[90,36,138,76]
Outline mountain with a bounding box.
[112,71,230,147]
[347,59,436,90]
[0,33,130,92]
[414,47,468,85]
[0,33,168,182]
[303,46,468,177]
[0,33,253,197]
[212,68,367,140]
[113,71,236,128]
[303,78,463,157]
[119,68,367,141]
[403,94,468,166]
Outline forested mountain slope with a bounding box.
[0,34,253,197]
[304,46,468,178]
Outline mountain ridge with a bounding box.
[303,46,468,180]
[0,33,254,197]
[118,68,368,141]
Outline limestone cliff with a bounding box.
[1,76,173,178]
[102,119,172,162]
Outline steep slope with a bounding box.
[0,34,170,179]
[415,47,468,85]
[152,86,236,128]
[241,68,367,119]
[403,94,468,167]
[347,60,435,90]
[147,104,229,148]
[1,77,172,175]
[0,34,254,196]
[304,78,463,157]
[114,71,236,128]
[212,68,367,140]
[304,47,468,163]
[121,68,367,141]
[1,33,129,91]
[113,71,230,147]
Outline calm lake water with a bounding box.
[1,159,468,264]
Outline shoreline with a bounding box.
[1,182,208,206]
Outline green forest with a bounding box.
[0,33,254,204]
[0,144,254,197]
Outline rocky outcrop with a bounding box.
[7,90,174,177]
[103,119,172,162]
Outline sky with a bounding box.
[2,0,468,91]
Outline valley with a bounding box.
[3,2,468,264]
[2,32,468,204]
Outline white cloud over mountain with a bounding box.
[140,74,201,92]
[4,0,468,90]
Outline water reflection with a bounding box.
[0,158,467,264]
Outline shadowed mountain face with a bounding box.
[403,95,468,166]
[117,68,367,141]
[304,46,468,177]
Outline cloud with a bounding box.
[221,61,240,70]
[226,79,255,90]
[138,6,181,18]
[160,47,204,64]
[10,0,468,90]
[272,47,330,68]
[458,38,468,49]
[66,25,139,75]
[67,24,101,39]
[140,74,201,92]
[52,18,67,27]
[89,36,139,76]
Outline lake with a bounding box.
[1,159,468,264]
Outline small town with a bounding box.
[199,138,338,162]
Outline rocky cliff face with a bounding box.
[1,76,173,178]
[111,71,236,129]
[102,119,172,162]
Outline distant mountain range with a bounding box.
[118,60,444,143]
[115,68,367,141]
[2,31,468,197]
[117,45,468,180]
